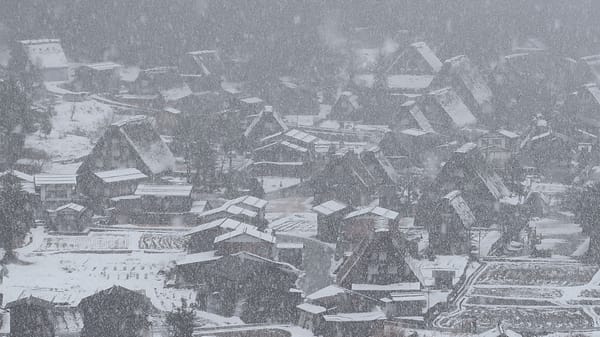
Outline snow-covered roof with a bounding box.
[280,140,308,153]
[351,282,420,292]
[175,250,221,266]
[530,131,551,142]
[411,42,443,72]
[529,182,568,194]
[20,39,68,69]
[400,128,430,137]
[244,106,289,139]
[259,132,284,144]
[306,285,346,301]
[285,129,318,144]
[429,87,477,127]
[197,204,258,219]
[443,190,476,229]
[83,62,122,71]
[134,184,193,197]
[583,83,600,105]
[34,174,77,185]
[344,206,399,221]
[115,116,176,175]
[580,55,600,83]
[323,311,386,322]
[339,91,361,110]
[313,200,349,216]
[409,105,434,133]
[110,195,141,202]
[94,168,147,183]
[276,242,304,249]
[224,195,268,209]
[164,107,181,114]
[385,41,442,74]
[213,226,276,244]
[455,142,478,154]
[386,75,434,91]
[160,85,193,102]
[185,218,255,236]
[389,292,426,302]
[447,144,511,200]
[497,129,520,139]
[362,146,400,185]
[54,203,86,213]
[240,97,264,104]
[6,295,55,308]
[187,49,224,77]
[0,170,34,183]
[296,303,326,314]
[442,55,493,109]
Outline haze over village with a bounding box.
[5,1,600,337]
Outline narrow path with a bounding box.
[432,262,487,329]
[583,306,600,327]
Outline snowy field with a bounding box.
[530,218,588,257]
[36,230,187,252]
[0,227,246,327]
[437,306,594,332]
[435,259,600,332]
[433,214,600,333]
[24,99,120,162]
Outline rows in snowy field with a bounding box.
[38,234,130,251]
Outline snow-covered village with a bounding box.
[5,1,600,337]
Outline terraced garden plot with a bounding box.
[38,234,130,251]
[437,307,593,332]
[476,263,597,286]
[138,233,186,250]
[465,296,556,306]
[470,286,562,298]
[580,288,600,297]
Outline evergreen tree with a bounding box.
[0,174,33,263]
[0,78,35,168]
[176,112,218,190]
[574,183,600,263]
[166,299,195,337]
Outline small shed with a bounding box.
[135,184,193,213]
[81,168,147,202]
[185,218,255,253]
[213,226,276,259]
[74,62,122,93]
[49,203,93,233]
[313,200,353,243]
[34,174,78,208]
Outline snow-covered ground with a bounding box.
[0,227,242,327]
[267,197,314,219]
[25,99,117,162]
[261,176,303,194]
[530,217,588,257]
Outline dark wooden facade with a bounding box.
[78,286,153,337]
